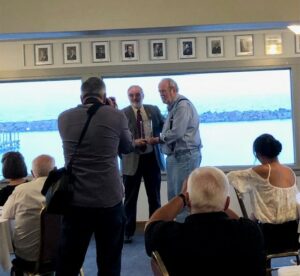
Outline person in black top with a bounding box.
[145,167,266,276]
[0,152,28,205]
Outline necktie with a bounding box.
[136,109,145,139]
[136,109,146,152]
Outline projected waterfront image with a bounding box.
[0,69,294,179]
[105,69,294,166]
[0,79,81,177]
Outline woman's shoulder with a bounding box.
[252,165,269,179]
[227,167,254,178]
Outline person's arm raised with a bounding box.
[145,179,188,230]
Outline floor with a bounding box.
[83,231,152,276]
[0,230,152,276]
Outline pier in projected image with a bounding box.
[0,79,81,178]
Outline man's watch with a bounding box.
[159,134,165,144]
[178,193,187,207]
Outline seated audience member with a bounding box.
[2,154,55,270]
[0,151,28,205]
[145,167,266,276]
[227,133,299,253]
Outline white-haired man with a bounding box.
[145,167,266,276]
[157,78,202,221]
[2,155,55,271]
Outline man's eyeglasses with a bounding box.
[128,93,141,98]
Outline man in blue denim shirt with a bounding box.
[157,78,202,221]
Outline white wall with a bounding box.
[0,29,300,74]
[0,0,299,34]
[137,180,243,221]
[137,177,300,221]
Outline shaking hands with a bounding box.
[134,137,160,147]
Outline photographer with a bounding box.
[56,77,133,276]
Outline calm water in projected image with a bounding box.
[104,69,294,165]
[0,70,295,178]
[10,119,294,176]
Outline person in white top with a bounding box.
[227,133,299,254]
[2,155,55,267]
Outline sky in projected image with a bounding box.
[0,70,294,174]
[105,69,294,166]
[0,79,81,122]
[105,70,291,115]
[0,79,82,177]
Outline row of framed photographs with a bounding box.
[34,38,197,65]
[34,34,300,66]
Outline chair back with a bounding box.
[10,208,62,275]
[264,220,300,273]
[233,188,249,219]
[36,207,62,271]
[233,189,300,273]
[151,251,169,276]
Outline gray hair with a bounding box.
[32,155,55,178]
[127,85,143,94]
[160,78,179,93]
[187,167,229,213]
[81,77,106,100]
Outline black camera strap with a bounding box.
[67,102,102,171]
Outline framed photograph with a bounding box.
[178,38,196,59]
[149,39,166,60]
[122,40,139,61]
[63,43,81,64]
[207,36,224,58]
[265,34,282,55]
[92,41,110,62]
[34,44,53,66]
[235,35,254,56]
[296,35,300,54]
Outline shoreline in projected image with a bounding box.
[0,69,294,178]
[0,118,292,179]
[104,69,294,166]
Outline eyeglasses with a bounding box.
[128,93,141,98]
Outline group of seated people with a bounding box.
[0,133,299,275]
[0,153,55,274]
[145,133,300,275]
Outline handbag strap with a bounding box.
[67,102,102,170]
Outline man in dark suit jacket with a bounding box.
[122,85,165,243]
[125,45,135,58]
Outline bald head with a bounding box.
[32,155,55,178]
[187,167,229,213]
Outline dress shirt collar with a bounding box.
[131,105,145,114]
